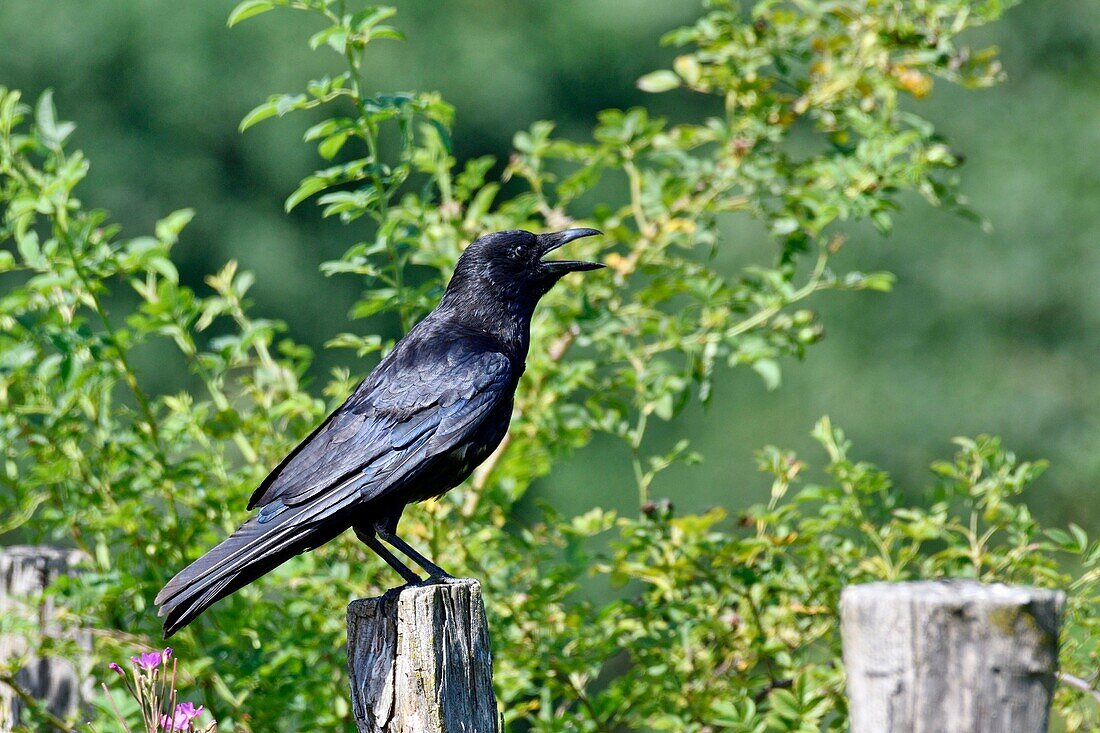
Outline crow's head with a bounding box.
[446,228,604,306]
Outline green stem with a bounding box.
[630,406,650,508]
[333,10,410,332]
[54,197,187,526]
[725,248,830,340]
[56,215,162,450]
[623,158,654,238]
[742,592,779,683]
[176,329,261,466]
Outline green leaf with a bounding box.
[318,132,349,160]
[1045,528,1075,550]
[95,539,111,570]
[768,689,802,719]
[871,210,893,234]
[652,393,674,421]
[309,26,347,52]
[354,6,397,31]
[16,231,41,266]
[211,672,249,708]
[861,271,896,292]
[771,217,800,236]
[35,89,74,149]
[274,93,307,115]
[0,492,47,534]
[35,89,56,139]
[155,208,195,243]
[303,119,340,142]
[239,100,277,132]
[369,26,405,42]
[637,70,681,93]
[1070,523,1089,552]
[464,184,499,227]
[752,359,782,390]
[228,0,274,27]
[284,176,328,212]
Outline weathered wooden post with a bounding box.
[841,580,1064,733]
[0,546,90,731]
[347,578,498,733]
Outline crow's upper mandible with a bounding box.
[155,228,603,637]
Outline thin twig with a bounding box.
[54,212,162,451]
[167,658,179,729]
[724,248,830,340]
[558,668,613,733]
[100,682,135,733]
[1059,672,1100,706]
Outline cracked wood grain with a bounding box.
[347,578,498,733]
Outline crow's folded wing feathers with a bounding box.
[247,348,512,512]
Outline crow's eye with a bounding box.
[512,246,524,259]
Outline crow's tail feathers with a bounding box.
[155,495,354,638]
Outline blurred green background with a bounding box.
[1,1,1096,529]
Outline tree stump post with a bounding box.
[347,578,498,733]
[0,545,90,732]
[840,580,1064,733]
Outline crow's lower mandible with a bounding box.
[155,228,604,637]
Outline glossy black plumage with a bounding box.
[155,228,602,637]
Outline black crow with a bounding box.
[155,228,603,637]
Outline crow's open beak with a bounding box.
[538,228,605,274]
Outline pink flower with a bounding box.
[162,647,173,663]
[108,662,125,677]
[131,651,162,671]
[160,701,204,731]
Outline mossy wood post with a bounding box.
[840,581,1064,733]
[0,546,90,731]
[347,578,498,733]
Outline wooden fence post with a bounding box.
[840,580,1064,733]
[0,545,90,732]
[346,578,498,733]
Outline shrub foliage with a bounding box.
[1,0,1098,730]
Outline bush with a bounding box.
[1,0,1097,730]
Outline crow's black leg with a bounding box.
[375,525,453,580]
[354,526,421,585]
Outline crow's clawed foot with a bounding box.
[414,574,452,588]
[421,568,456,584]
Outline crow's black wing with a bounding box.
[155,344,513,636]
[247,344,513,512]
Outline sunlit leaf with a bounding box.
[227,0,274,27]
